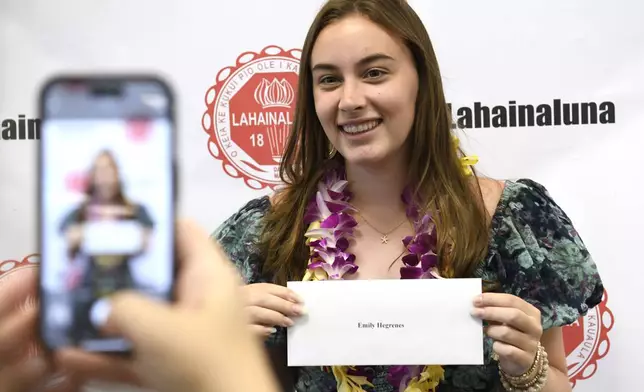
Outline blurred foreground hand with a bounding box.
[0,219,280,392]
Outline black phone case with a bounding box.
[36,74,179,357]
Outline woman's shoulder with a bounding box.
[477,177,553,219]
[210,196,271,246]
[481,177,605,330]
[489,177,575,231]
[210,196,272,283]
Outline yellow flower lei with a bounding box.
[303,135,477,391]
[453,134,479,176]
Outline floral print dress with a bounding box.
[211,179,604,392]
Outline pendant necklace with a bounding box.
[355,212,407,244]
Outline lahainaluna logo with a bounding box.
[563,290,613,388]
[449,99,616,129]
[202,46,301,190]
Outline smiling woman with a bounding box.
[311,21,418,168]
[210,0,605,391]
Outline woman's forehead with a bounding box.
[311,16,406,68]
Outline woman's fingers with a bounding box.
[249,283,303,304]
[248,324,277,337]
[247,306,294,328]
[242,283,306,328]
[484,324,536,353]
[251,292,305,318]
[472,306,540,337]
[491,340,536,375]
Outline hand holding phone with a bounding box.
[53,220,281,392]
[0,74,177,391]
[38,75,177,355]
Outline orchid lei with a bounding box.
[302,136,478,392]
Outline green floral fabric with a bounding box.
[211,179,604,391]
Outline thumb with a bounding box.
[104,292,178,346]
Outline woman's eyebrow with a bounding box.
[311,53,395,72]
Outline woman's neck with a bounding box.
[345,158,409,223]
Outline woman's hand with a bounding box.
[471,293,543,376]
[241,283,306,336]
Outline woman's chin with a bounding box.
[342,154,394,169]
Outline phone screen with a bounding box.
[38,77,175,353]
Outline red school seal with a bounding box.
[562,289,613,388]
[202,46,301,190]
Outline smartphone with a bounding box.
[37,75,176,354]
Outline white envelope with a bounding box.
[81,220,145,255]
[287,278,484,366]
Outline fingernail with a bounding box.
[473,295,483,305]
[290,292,305,303]
[293,304,308,315]
[270,327,277,334]
[471,308,484,318]
[284,318,294,327]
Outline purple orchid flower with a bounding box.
[400,266,424,279]
[306,213,358,243]
[321,168,351,197]
[387,365,424,392]
[387,366,409,389]
[308,254,358,279]
[304,189,356,225]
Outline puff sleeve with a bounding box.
[210,197,272,285]
[488,179,604,330]
[210,196,288,348]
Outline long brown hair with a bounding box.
[259,0,490,285]
[78,149,131,221]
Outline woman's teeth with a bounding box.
[340,120,381,134]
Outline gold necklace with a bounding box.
[356,212,407,244]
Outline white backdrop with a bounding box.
[2,0,642,391]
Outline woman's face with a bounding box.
[311,15,419,168]
[92,154,119,200]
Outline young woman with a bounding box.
[212,0,604,391]
[59,149,154,342]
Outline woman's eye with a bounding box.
[365,69,386,79]
[319,76,339,85]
